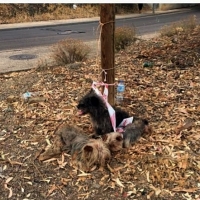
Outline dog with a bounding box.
[103,118,151,150]
[121,118,151,148]
[102,132,123,152]
[77,89,130,136]
[38,124,111,172]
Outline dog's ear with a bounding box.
[90,96,100,107]
[116,135,123,141]
[84,145,93,152]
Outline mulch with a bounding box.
[0,25,200,200]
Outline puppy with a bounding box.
[39,124,111,172]
[102,132,123,152]
[103,118,151,149]
[77,89,130,135]
[122,118,150,148]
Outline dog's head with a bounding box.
[78,139,110,172]
[102,132,123,152]
[77,89,105,115]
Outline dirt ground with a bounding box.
[0,25,200,200]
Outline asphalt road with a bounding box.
[0,6,200,51]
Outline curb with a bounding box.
[0,8,192,31]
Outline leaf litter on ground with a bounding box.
[0,25,200,200]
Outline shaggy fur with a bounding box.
[39,123,111,172]
[102,132,123,152]
[77,89,130,135]
[103,118,151,150]
[122,118,151,148]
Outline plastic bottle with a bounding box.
[22,92,40,101]
[116,80,125,105]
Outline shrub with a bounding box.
[0,4,152,24]
[51,38,91,65]
[160,15,197,37]
[115,26,136,52]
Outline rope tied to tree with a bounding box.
[95,20,115,83]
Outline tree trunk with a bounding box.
[100,4,115,106]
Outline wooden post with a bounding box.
[100,4,115,106]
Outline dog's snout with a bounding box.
[77,103,83,109]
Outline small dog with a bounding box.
[77,89,130,136]
[102,132,123,152]
[60,124,111,171]
[122,118,151,148]
[103,118,151,150]
[39,124,111,172]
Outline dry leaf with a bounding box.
[4,184,13,199]
[149,185,162,196]
[5,177,13,184]
[113,178,125,188]
[146,171,150,182]
[47,184,57,196]
[107,163,114,172]
[172,187,198,193]
[78,172,91,177]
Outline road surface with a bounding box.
[0,6,200,73]
[0,6,200,51]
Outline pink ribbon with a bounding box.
[92,81,116,132]
[91,81,133,133]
